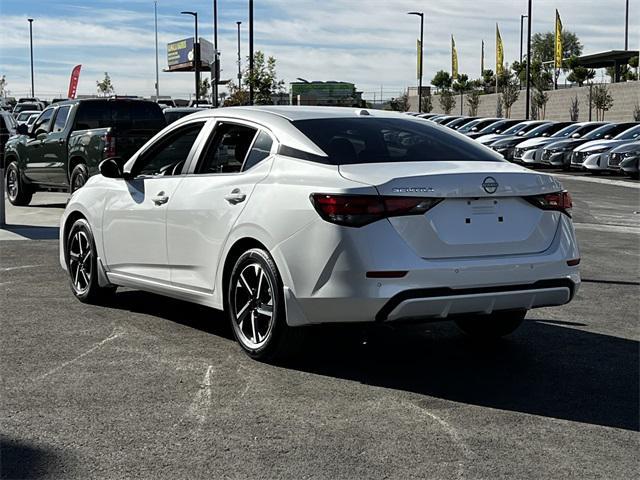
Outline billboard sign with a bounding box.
[167,37,215,67]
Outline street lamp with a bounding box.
[519,15,528,64]
[28,18,34,98]
[408,12,424,113]
[213,0,219,107]
[249,0,254,105]
[525,0,532,119]
[236,22,242,86]
[154,2,159,99]
[181,11,199,106]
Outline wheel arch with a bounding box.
[221,237,269,309]
[68,156,87,182]
[62,210,88,266]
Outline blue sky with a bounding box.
[0,0,637,100]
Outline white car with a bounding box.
[59,107,581,360]
[570,124,640,171]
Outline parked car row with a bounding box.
[406,112,639,179]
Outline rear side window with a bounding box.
[197,123,258,174]
[291,117,501,165]
[243,130,273,171]
[52,106,71,133]
[73,101,166,131]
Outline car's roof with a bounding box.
[197,105,405,122]
[17,110,41,115]
[163,107,205,112]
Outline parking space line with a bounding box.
[551,173,640,189]
[186,364,214,424]
[34,326,125,381]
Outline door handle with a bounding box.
[152,191,169,205]
[224,189,246,205]
[58,139,65,144]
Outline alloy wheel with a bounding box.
[232,262,275,349]
[68,230,93,294]
[7,167,18,201]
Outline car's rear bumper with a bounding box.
[275,215,580,326]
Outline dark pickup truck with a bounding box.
[4,98,166,205]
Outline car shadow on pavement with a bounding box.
[0,437,75,479]
[287,319,639,432]
[100,290,638,432]
[1,225,60,240]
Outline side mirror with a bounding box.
[604,134,612,140]
[471,127,478,132]
[16,123,29,135]
[99,157,123,179]
[542,133,549,137]
[571,133,581,138]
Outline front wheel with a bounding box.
[455,310,526,339]
[66,218,116,304]
[5,161,33,206]
[227,248,305,361]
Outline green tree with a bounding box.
[606,64,638,82]
[533,87,549,119]
[496,95,503,118]
[439,88,456,114]
[466,88,481,116]
[197,78,211,101]
[431,70,452,90]
[243,51,284,105]
[531,31,582,64]
[566,56,595,87]
[592,84,614,121]
[389,93,410,112]
[500,69,520,118]
[422,93,433,113]
[452,73,469,93]
[224,82,249,106]
[569,95,580,121]
[96,72,114,96]
[0,75,7,97]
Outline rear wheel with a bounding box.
[66,218,116,304]
[455,310,526,339]
[5,161,33,206]
[227,248,305,361]
[70,163,88,193]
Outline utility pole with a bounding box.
[154,2,159,99]
[181,11,199,106]
[525,0,532,120]
[213,0,219,107]
[249,0,254,105]
[28,18,34,97]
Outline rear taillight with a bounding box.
[310,194,442,227]
[525,191,573,216]
[103,132,116,159]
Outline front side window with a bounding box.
[291,117,501,165]
[32,108,55,134]
[197,123,258,174]
[52,106,71,133]
[615,125,640,140]
[133,122,205,176]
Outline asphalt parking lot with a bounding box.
[1,174,639,479]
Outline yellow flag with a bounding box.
[555,10,563,69]
[451,36,458,79]
[417,38,422,80]
[496,24,504,76]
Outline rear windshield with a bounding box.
[551,124,582,138]
[291,117,502,165]
[477,119,520,134]
[614,125,640,140]
[583,123,634,141]
[74,101,166,131]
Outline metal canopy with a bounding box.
[573,50,639,69]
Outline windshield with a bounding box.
[523,123,557,138]
[17,112,33,121]
[583,124,629,140]
[502,122,543,136]
[477,119,516,135]
[551,124,582,138]
[291,117,502,165]
[614,125,640,140]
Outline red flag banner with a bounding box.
[67,65,82,99]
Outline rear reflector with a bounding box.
[310,194,442,227]
[524,190,573,216]
[366,271,408,278]
[567,258,580,266]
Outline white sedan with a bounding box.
[59,107,581,360]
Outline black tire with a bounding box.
[455,310,526,339]
[66,218,116,304]
[227,248,306,361]
[5,161,33,206]
[70,163,88,193]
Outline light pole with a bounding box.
[181,11,199,106]
[213,0,219,107]
[154,2,159,99]
[408,11,424,113]
[236,22,242,86]
[624,0,629,50]
[525,0,532,119]
[28,18,34,97]
[249,0,254,105]
[519,15,528,64]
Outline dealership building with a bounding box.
[290,81,363,107]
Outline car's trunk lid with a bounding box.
[339,161,563,259]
